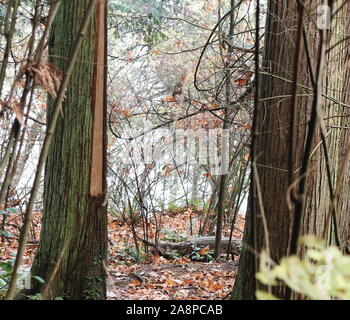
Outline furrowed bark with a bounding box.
[30,0,108,300]
[233,0,350,300]
[6,0,104,300]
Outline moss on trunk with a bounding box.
[30,0,108,300]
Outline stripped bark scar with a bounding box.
[90,0,106,196]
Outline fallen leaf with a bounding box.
[199,246,210,255]
[165,96,176,102]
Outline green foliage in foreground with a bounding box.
[256,236,350,300]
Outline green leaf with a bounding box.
[6,208,17,214]
[32,276,45,284]
[27,293,43,300]
[0,261,13,273]
[256,272,277,286]
[0,230,15,238]
[256,290,279,300]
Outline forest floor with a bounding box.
[0,208,244,300]
[107,209,244,300]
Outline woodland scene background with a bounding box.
[0,0,349,301]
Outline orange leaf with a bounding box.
[165,96,176,102]
[243,124,252,130]
[122,109,132,118]
[208,282,222,292]
[152,50,161,56]
[237,124,252,131]
[129,279,141,286]
[234,78,249,88]
[203,5,212,12]
[12,101,24,126]
[203,172,211,178]
[163,165,173,177]
[199,246,210,255]
[165,279,177,287]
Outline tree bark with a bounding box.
[233,0,350,300]
[30,0,108,300]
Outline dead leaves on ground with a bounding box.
[108,261,237,300]
[0,207,244,300]
[108,208,244,300]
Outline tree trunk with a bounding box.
[233,0,350,300]
[191,165,199,205]
[30,0,108,300]
[214,0,235,260]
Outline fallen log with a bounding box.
[158,236,241,255]
[143,236,242,259]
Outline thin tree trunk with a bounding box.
[214,0,235,260]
